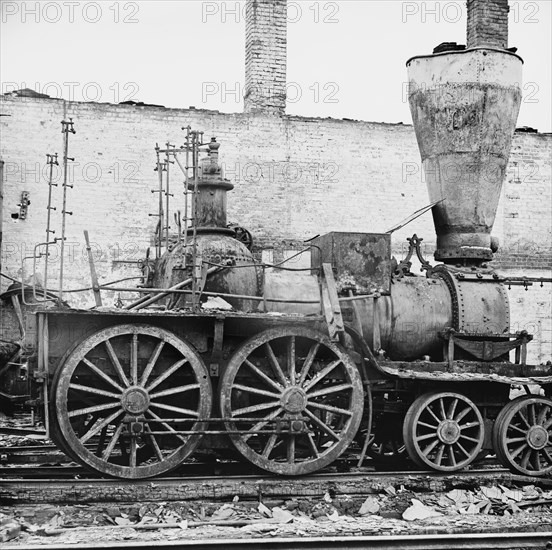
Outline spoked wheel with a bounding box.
[220,327,364,475]
[53,324,212,479]
[403,392,484,472]
[492,395,552,476]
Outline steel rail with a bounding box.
[4,532,552,550]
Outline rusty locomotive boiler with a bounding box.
[1,43,551,480]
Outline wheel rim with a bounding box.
[492,396,552,476]
[220,327,364,475]
[403,392,484,472]
[54,324,212,478]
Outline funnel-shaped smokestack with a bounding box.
[407,48,522,263]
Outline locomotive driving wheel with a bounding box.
[492,395,552,476]
[403,392,484,472]
[220,327,364,475]
[52,324,212,479]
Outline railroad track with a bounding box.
[4,532,552,550]
[2,468,545,506]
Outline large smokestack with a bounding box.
[244,0,287,114]
[406,0,522,264]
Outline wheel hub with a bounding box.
[281,386,307,414]
[526,425,548,450]
[121,386,150,415]
[437,420,460,444]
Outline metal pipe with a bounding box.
[164,142,171,250]
[105,285,321,304]
[124,266,222,310]
[43,153,58,297]
[59,119,75,300]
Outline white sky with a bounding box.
[1,0,551,131]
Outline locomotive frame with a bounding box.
[2,29,552,482]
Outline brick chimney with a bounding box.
[467,0,509,49]
[244,0,287,114]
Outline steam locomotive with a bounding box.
[1,44,551,480]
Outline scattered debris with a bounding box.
[402,499,443,521]
[201,296,233,310]
[358,496,380,516]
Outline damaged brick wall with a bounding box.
[0,96,550,362]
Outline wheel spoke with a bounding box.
[69,401,120,418]
[80,409,123,444]
[435,443,445,465]
[95,427,108,457]
[298,342,320,386]
[288,336,296,385]
[82,358,124,392]
[537,404,550,425]
[130,333,138,385]
[416,432,438,443]
[102,421,124,460]
[438,398,446,420]
[149,384,200,400]
[262,434,278,458]
[129,436,137,468]
[146,359,188,392]
[307,383,352,399]
[147,410,187,443]
[426,406,441,424]
[242,408,284,442]
[528,404,536,426]
[542,448,552,465]
[448,445,457,467]
[516,410,531,430]
[508,424,527,435]
[244,359,284,392]
[303,408,339,441]
[68,383,121,399]
[232,383,280,400]
[144,424,164,462]
[287,434,296,464]
[422,438,440,456]
[520,448,531,469]
[459,434,481,444]
[140,341,165,386]
[454,406,471,423]
[506,436,527,444]
[150,402,199,418]
[417,421,439,430]
[307,400,353,417]
[307,432,320,458]
[303,359,342,392]
[105,340,130,387]
[456,442,471,458]
[510,442,528,460]
[459,421,481,430]
[265,343,288,387]
[447,398,458,420]
[233,401,280,417]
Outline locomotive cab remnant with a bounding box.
[1,0,551,480]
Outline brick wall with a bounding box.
[0,96,550,362]
[244,0,287,114]
[467,0,509,49]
